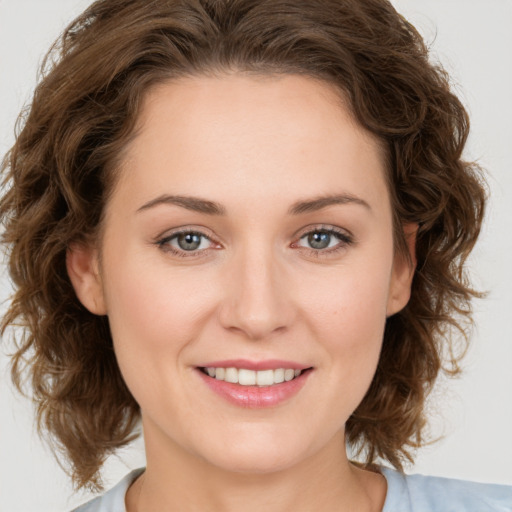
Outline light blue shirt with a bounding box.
[73,467,512,511]
[379,467,512,511]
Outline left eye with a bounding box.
[166,232,212,252]
[298,230,345,250]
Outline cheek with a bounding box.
[302,259,391,337]
[297,254,392,383]
[101,254,216,378]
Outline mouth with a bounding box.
[198,366,312,387]
[196,364,313,408]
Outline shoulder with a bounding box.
[381,466,512,512]
[71,469,144,512]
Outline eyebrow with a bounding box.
[137,192,371,216]
[288,194,371,215]
[137,194,227,215]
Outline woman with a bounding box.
[1,0,511,511]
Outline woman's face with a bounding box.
[69,73,413,474]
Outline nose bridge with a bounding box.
[220,238,292,340]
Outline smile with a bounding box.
[196,364,313,408]
[200,367,303,386]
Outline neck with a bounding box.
[127,423,386,512]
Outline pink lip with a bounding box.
[196,367,312,408]
[197,359,310,371]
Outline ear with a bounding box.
[386,223,418,317]
[66,243,107,315]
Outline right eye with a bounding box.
[157,231,213,255]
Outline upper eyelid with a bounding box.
[295,224,354,240]
[154,225,217,243]
[164,231,211,243]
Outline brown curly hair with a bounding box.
[0,0,485,491]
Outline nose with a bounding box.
[218,246,294,341]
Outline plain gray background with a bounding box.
[1,1,511,510]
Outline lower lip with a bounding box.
[196,369,312,408]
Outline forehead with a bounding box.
[135,73,377,152]
[111,73,390,217]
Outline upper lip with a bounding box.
[196,359,311,371]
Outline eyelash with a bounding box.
[155,226,354,258]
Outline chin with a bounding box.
[210,449,302,475]
[194,430,310,475]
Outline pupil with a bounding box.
[308,232,330,249]
[178,233,201,251]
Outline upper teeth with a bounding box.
[205,367,302,386]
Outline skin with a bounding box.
[67,73,415,512]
